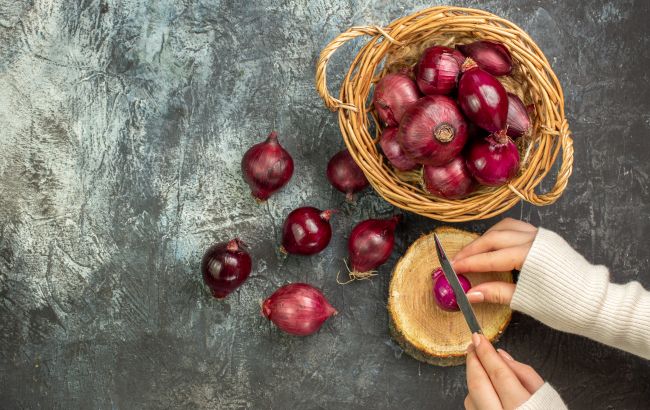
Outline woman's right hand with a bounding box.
[452,218,538,306]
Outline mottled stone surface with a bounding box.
[1,0,649,408]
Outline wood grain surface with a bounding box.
[389,227,512,366]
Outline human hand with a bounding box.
[465,334,544,410]
[452,218,538,306]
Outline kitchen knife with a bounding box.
[433,233,483,335]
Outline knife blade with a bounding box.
[433,233,483,335]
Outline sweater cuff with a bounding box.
[511,228,610,334]
[516,383,567,410]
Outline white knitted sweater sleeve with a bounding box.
[511,228,650,359]
[512,228,650,410]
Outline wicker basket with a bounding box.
[316,6,573,222]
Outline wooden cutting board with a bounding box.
[388,226,513,366]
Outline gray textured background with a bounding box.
[1,0,649,409]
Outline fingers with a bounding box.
[497,349,545,394]
[453,244,531,274]
[472,334,531,409]
[463,395,476,410]
[453,230,535,262]
[466,282,517,305]
[466,343,502,410]
[486,218,537,234]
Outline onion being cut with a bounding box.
[431,267,471,311]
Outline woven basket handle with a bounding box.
[509,120,574,205]
[316,25,402,112]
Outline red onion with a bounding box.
[457,41,513,76]
[458,59,509,133]
[466,131,520,186]
[422,156,475,199]
[379,127,417,171]
[281,207,334,255]
[326,149,369,201]
[348,215,400,278]
[415,46,462,95]
[262,283,337,336]
[432,267,471,311]
[372,73,421,127]
[201,239,252,299]
[506,93,532,139]
[397,95,468,166]
[241,131,294,201]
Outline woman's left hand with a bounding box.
[465,333,545,410]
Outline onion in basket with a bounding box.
[466,130,520,186]
[422,156,475,199]
[457,40,513,76]
[505,93,532,139]
[372,72,420,127]
[379,127,417,171]
[458,59,508,133]
[415,46,464,95]
[397,95,468,166]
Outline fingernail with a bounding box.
[466,342,475,353]
[497,348,514,361]
[467,291,484,303]
[472,332,481,347]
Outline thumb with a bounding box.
[466,282,516,305]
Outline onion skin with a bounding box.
[201,239,252,299]
[379,127,417,171]
[262,283,337,336]
[373,73,421,127]
[397,95,469,166]
[415,46,462,95]
[422,156,476,199]
[458,60,508,133]
[241,131,294,201]
[281,207,333,255]
[466,131,520,186]
[326,149,369,201]
[506,93,532,139]
[457,41,513,76]
[348,215,400,275]
[432,267,472,311]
